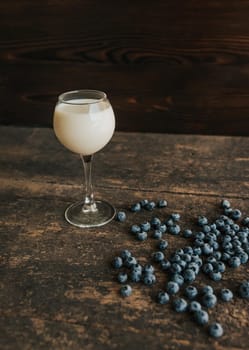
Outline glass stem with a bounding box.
[80,154,97,213]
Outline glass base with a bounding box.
[65,200,116,228]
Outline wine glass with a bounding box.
[53,89,116,228]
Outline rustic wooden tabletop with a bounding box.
[1,126,249,350]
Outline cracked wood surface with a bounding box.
[0,126,249,350]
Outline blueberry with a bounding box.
[157,291,170,304]
[145,201,156,211]
[242,217,249,227]
[124,256,137,268]
[213,261,226,273]
[209,323,224,338]
[183,269,196,283]
[203,225,211,234]
[117,272,128,284]
[120,250,132,260]
[157,199,168,208]
[228,256,241,268]
[171,273,185,286]
[158,239,168,250]
[173,298,188,312]
[187,262,199,275]
[197,216,208,226]
[130,224,141,235]
[170,263,182,274]
[152,230,163,240]
[136,231,148,241]
[143,273,156,286]
[183,229,193,238]
[239,280,249,299]
[151,217,161,228]
[238,252,248,264]
[201,293,217,308]
[209,271,222,281]
[202,263,214,275]
[201,285,213,295]
[220,288,233,302]
[130,202,141,212]
[153,251,165,263]
[171,213,181,222]
[184,246,193,254]
[130,270,142,282]
[230,209,242,221]
[160,259,171,271]
[143,264,155,275]
[140,199,149,208]
[140,221,151,232]
[131,263,143,274]
[159,224,167,233]
[112,256,123,269]
[168,224,181,235]
[194,310,209,325]
[185,285,198,300]
[120,284,132,297]
[166,218,174,227]
[188,301,202,313]
[166,281,180,295]
[116,211,127,222]
[221,199,231,209]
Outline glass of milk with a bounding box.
[53,90,116,228]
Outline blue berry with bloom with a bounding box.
[228,256,241,268]
[140,221,151,232]
[116,211,127,222]
[221,199,231,209]
[188,301,202,313]
[230,209,242,220]
[143,264,155,275]
[158,239,168,250]
[124,256,137,268]
[120,249,132,260]
[153,251,165,263]
[157,199,168,208]
[183,229,193,238]
[183,268,196,283]
[160,259,171,271]
[239,280,249,299]
[242,217,249,227]
[209,323,224,338]
[117,272,128,284]
[197,216,208,226]
[173,298,188,312]
[185,285,198,300]
[220,288,233,302]
[145,201,156,211]
[151,217,161,228]
[194,309,209,325]
[112,256,123,269]
[201,285,213,295]
[136,231,148,241]
[166,281,180,295]
[140,199,149,208]
[209,271,222,281]
[130,270,142,282]
[168,224,181,235]
[152,230,163,240]
[130,224,141,235]
[201,293,217,308]
[157,291,170,304]
[171,273,185,286]
[171,213,181,222]
[130,202,141,212]
[120,284,132,297]
[143,273,156,286]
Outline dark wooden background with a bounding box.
[1,0,249,135]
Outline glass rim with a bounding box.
[58,89,107,105]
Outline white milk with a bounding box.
[53,99,115,155]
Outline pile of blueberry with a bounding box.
[112,199,249,338]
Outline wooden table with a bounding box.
[1,126,249,350]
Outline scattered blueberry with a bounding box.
[183,268,196,283]
[151,217,161,228]
[116,211,127,222]
[130,202,141,212]
[171,273,185,286]
[157,199,168,208]
[173,298,188,312]
[209,323,224,338]
[171,213,181,222]
[143,264,155,275]
[153,251,165,263]
[185,285,198,300]
[152,230,163,240]
[112,256,123,269]
[166,281,180,295]
[197,216,208,226]
[143,273,156,286]
[120,284,132,297]
[117,272,128,284]
[145,201,156,211]
[221,199,231,209]
[124,256,137,268]
[158,239,168,250]
[220,288,233,302]
[239,280,249,299]
[168,224,181,235]
[188,301,202,313]
[228,256,241,268]
[183,229,193,238]
[130,270,142,282]
[130,224,141,235]
[120,250,132,260]
[157,291,170,304]
[140,221,151,232]
[136,231,148,241]
[230,209,242,220]
[201,285,214,295]
[160,259,171,271]
[140,199,149,208]
[201,293,217,308]
[194,309,209,325]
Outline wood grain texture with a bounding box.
[1,126,249,349]
[1,1,249,134]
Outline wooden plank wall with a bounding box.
[0,0,249,135]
